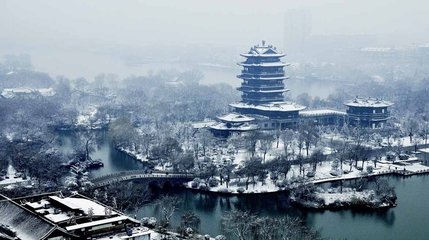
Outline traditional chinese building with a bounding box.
[212,41,305,136]
[344,97,393,129]
[0,192,152,240]
[299,109,347,126]
[209,113,259,137]
[207,42,394,137]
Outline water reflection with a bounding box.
[58,132,429,239]
[56,130,146,178]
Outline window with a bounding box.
[264,123,268,128]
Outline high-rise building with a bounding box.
[284,10,312,56]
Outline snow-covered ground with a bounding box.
[76,105,98,126]
[117,127,429,195]
[118,146,148,162]
[184,150,429,195]
[187,176,281,194]
[317,188,375,205]
[0,165,32,188]
[419,148,429,153]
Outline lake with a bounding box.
[59,131,429,240]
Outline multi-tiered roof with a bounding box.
[236,41,289,103]
[231,41,305,115]
[344,97,393,108]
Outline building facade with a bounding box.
[345,97,393,129]
[209,113,259,137]
[213,41,305,136]
[208,42,394,137]
[0,192,152,240]
[299,109,347,126]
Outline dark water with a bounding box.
[57,131,145,178]
[136,176,429,240]
[59,132,429,240]
[306,176,429,240]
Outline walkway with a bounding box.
[90,170,195,188]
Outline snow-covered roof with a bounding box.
[238,62,287,67]
[345,97,393,108]
[0,200,57,240]
[230,101,306,112]
[25,199,51,209]
[48,196,118,216]
[237,75,288,81]
[191,121,217,129]
[360,47,392,52]
[217,113,255,123]
[299,109,347,117]
[1,87,55,98]
[65,216,132,231]
[240,41,285,58]
[95,228,153,240]
[238,88,289,94]
[45,213,70,223]
[210,122,259,131]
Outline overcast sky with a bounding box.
[1,0,428,78]
[1,0,428,47]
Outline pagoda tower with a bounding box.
[229,41,305,129]
[237,40,288,104]
[210,41,305,137]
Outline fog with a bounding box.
[1,0,429,81]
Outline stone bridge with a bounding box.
[90,170,195,188]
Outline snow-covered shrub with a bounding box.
[331,159,340,170]
[141,217,157,228]
[366,166,374,174]
[276,179,288,188]
[215,235,227,240]
[191,178,202,188]
[228,179,238,186]
[217,188,229,193]
[199,185,210,191]
[236,187,245,194]
[208,178,219,187]
[236,181,246,187]
[191,181,199,188]
[185,227,194,235]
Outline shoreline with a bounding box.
[182,169,429,196]
[116,144,429,196]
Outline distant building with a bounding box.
[0,87,55,99]
[344,97,393,129]
[284,9,312,55]
[207,42,394,137]
[0,192,152,240]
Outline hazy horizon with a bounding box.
[1,0,429,79]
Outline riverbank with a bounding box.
[182,157,429,195]
[114,143,429,197]
[290,186,397,210]
[55,132,429,239]
[117,146,149,162]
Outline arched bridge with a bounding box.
[90,170,195,188]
